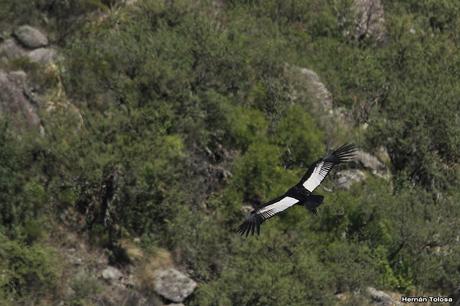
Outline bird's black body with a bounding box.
[238,143,356,236]
[285,184,311,200]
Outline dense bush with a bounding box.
[0,234,60,303]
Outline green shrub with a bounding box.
[0,233,61,302]
[272,105,325,167]
[69,271,102,305]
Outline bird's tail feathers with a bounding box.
[304,194,324,215]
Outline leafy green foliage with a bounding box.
[0,125,47,241]
[68,272,102,306]
[273,105,325,167]
[0,233,60,303]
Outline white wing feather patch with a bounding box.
[258,196,298,217]
[303,161,334,192]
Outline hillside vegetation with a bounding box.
[0,0,459,305]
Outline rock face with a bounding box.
[101,266,124,283]
[290,66,333,113]
[14,25,48,49]
[297,67,333,112]
[0,38,26,61]
[154,268,197,303]
[336,149,391,189]
[0,25,76,134]
[1,26,56,65]
[366,287,401,306]
[27,47,57,64]
[336,169,366,190]
[284,65,354,141]
[354,150,390,179]
[353,0,386,42]
[0,70,42,131]
[356,150,384,170]
[375,146,391,165]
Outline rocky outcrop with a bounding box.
[0,38,27,62]
[0,25,56,65]
[27,47,57,65]
[285,66,352,126]
[284,65,354,142]
[285,65,333,115]
[366,287,401,306]
[14,25,48,49]
[153,268,197,303]
[0,70,43,132]
[295,67,333,113]
[102,266,124,283]
[336,169,366,190]
[0,25,80,135]
[375,146,391,165]
[336,148,391,189]
[354,149,390,179]
[353,0,386,42]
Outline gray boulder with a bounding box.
[14,25,48,49]
[355,150,390,179]
[366,287,401,306]
[291,66,333,113]
[154,268,197,303]
[375,146,391,165]
[353,0,386,42]
[298,67,333,112]
[336,169,366,190]
[27,47,57,65]
[0,70,42,131]
[355,150,384,170]
[101,266,124,283]
[284,65,354,140]
[0,38,26,61]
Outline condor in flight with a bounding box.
[238,143,356,236]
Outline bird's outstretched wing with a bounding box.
[301,143,356,192]
[238,196,299,236]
